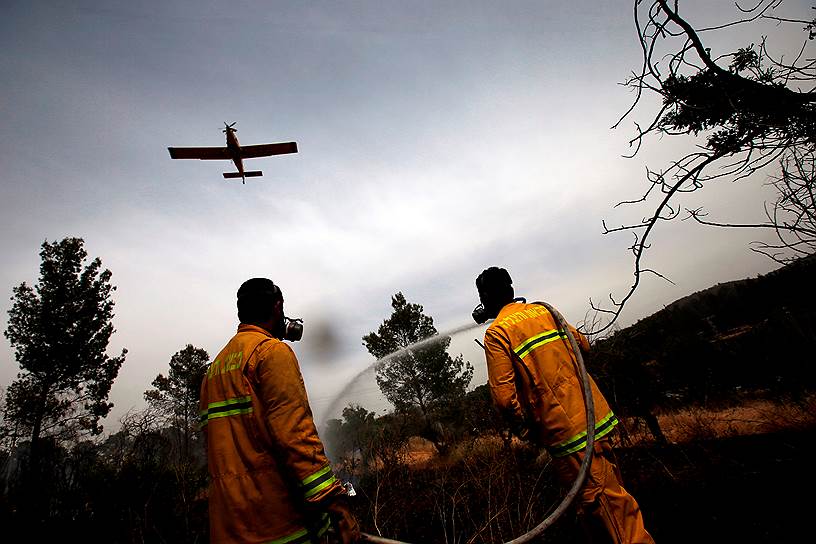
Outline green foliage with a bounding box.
[659,67,814,155]
[602,2,816,325]
[144,344,209,439]
[455,384,508,439]
[324,404,377,462]
[363,293,473,415]
[3,238,126,444]
[363,293,473,454]
[340,404,377,448]
[729,46,759,74]
[638,4,816,155]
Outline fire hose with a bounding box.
[358,301,596,544]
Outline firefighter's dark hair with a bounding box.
[476,267,514,302]
[237,278,282,323]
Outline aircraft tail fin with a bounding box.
[223,171,263,179]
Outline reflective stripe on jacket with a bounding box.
[200,324,342,543]
[483,302,617,457]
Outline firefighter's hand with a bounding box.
[326,496,360,544]
[504,414,528,441]
[508,417,538,445]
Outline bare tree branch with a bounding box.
[591,1,816,335]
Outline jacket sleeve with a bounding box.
[253,341,342,504]
[484,328,526,424]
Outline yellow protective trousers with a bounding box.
[551,440,654,544]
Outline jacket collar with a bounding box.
[237,323,275,337]
[495,301,525,320]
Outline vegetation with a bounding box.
[362,292,473,454]
[2,237,127,526]
[591,253,816,443]
[599,0,816,330]
[144,344,209,462]
[0,237,208,541]
[1,238,813,542]
[143,344,210,542]
[4,238,126,447]
[328,255,816,542]
[0,345,210,542]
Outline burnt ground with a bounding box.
[614,428,813,543]
[353,403,814,543]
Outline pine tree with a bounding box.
[4,237,126,517]
[144,344,209,459]
[363,292,472,452]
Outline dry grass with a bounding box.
[398,395,816,464]
[620,394,816,445]
[347,396,816,542]
[401,436,437,466]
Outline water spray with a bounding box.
[322,321,485,423]
[326,305,595,544]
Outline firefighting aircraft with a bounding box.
[168,122,298,184]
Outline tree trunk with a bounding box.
[24,380,52,527]
[28,380,52,478]
[642,410,668,445]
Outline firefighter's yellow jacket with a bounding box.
[200,324,342,544]
[483,302,618,457]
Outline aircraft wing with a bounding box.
[239,142,298,158]
[168,147,232,160]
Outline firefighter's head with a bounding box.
[237,278,304,341]
[474,267,514,323]
[237,277,284,332]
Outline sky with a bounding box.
[0,1,811,429]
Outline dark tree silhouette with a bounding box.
[144,344,209,458]
[4,238,126,448]
[688,147,816,263]
[144,344,210,542]
[597,0,816,332]
[363,292,473,452]
[3,237,126,520]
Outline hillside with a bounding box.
[613,253,816,340]
[588,254,816,440]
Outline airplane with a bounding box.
[168,122,298,183]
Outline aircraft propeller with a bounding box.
[222,121,237,133]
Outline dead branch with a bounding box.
[592,0,816,334]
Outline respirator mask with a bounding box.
[472,304,490,325]
[472,297,526,324]
[282,317,304,342]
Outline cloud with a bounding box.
[0,0,803,431]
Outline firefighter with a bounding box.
[473,267,653,544]
[200,278,359,544]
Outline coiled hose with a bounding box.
[360,302,596,544]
